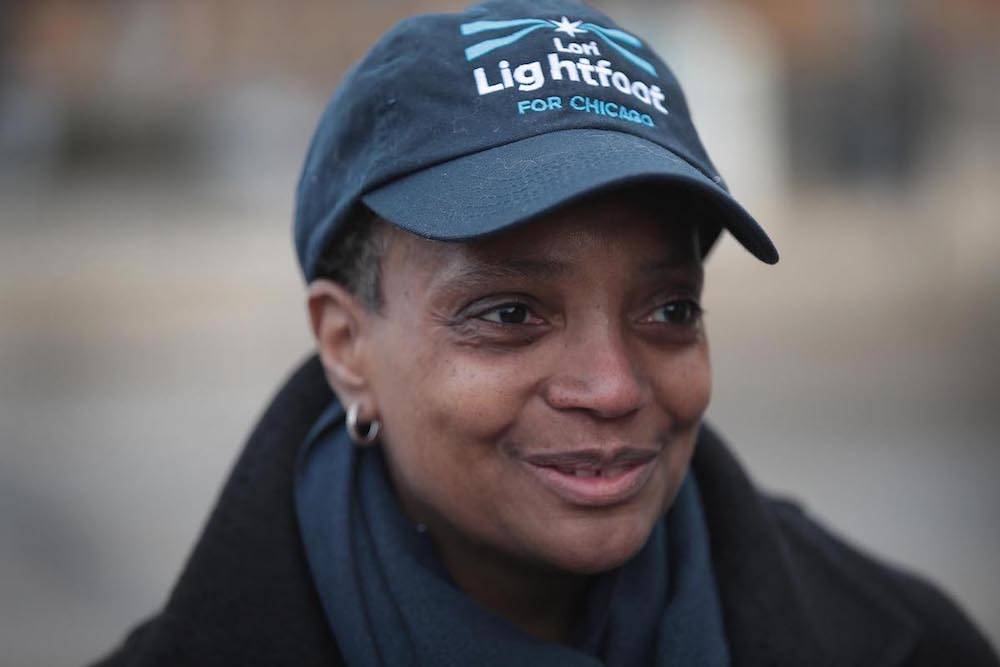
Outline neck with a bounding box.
[431,529,591,645]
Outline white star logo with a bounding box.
[551,16,587,38]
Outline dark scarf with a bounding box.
[295,401,730,667]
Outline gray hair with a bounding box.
[312,205,390,312]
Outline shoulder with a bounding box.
[91,356,344,667]
[692,424,997,666]
[767,495,999,666]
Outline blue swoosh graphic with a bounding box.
[464,23,551,61]
[459,17,656,74]
[582,23,657,77]
[460,18,550,36]
[592,26,643,48]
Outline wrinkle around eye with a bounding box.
[437,301,551,350]
[446,320,549,350]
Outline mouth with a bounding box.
[519,448,660,507]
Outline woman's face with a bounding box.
[364,191,710,575]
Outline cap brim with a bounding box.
[361,129,778,264]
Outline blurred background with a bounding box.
[1,0,997,664]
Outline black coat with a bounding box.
[92,356,998,667]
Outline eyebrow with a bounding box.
[441,258,572,288]
[439,253,702,293]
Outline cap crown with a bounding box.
[296,0,723,279]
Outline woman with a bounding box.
[95,0,997,665]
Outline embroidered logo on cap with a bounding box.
[460,16,669,127]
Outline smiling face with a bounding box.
[347,189,711,579]
[307,189,710,591]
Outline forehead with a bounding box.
[383,189,703,282]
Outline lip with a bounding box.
[520,448,659,508]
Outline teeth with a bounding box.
[573,469,599,478]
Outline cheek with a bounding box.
[650,342,712,427]
[368,328,537,509]
[402,345,533,441]
[651,342,711,506]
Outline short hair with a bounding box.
[312,205,390,312]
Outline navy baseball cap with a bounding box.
[295,0,778,281]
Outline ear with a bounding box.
[307,279,375,410]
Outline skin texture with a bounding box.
[308,189,711,643]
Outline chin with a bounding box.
[542,512,658,575]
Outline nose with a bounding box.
[542,320,647,420]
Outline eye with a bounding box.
[478,302,540,325]
[647,299,703,327]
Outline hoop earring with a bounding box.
[346,402,380,446]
